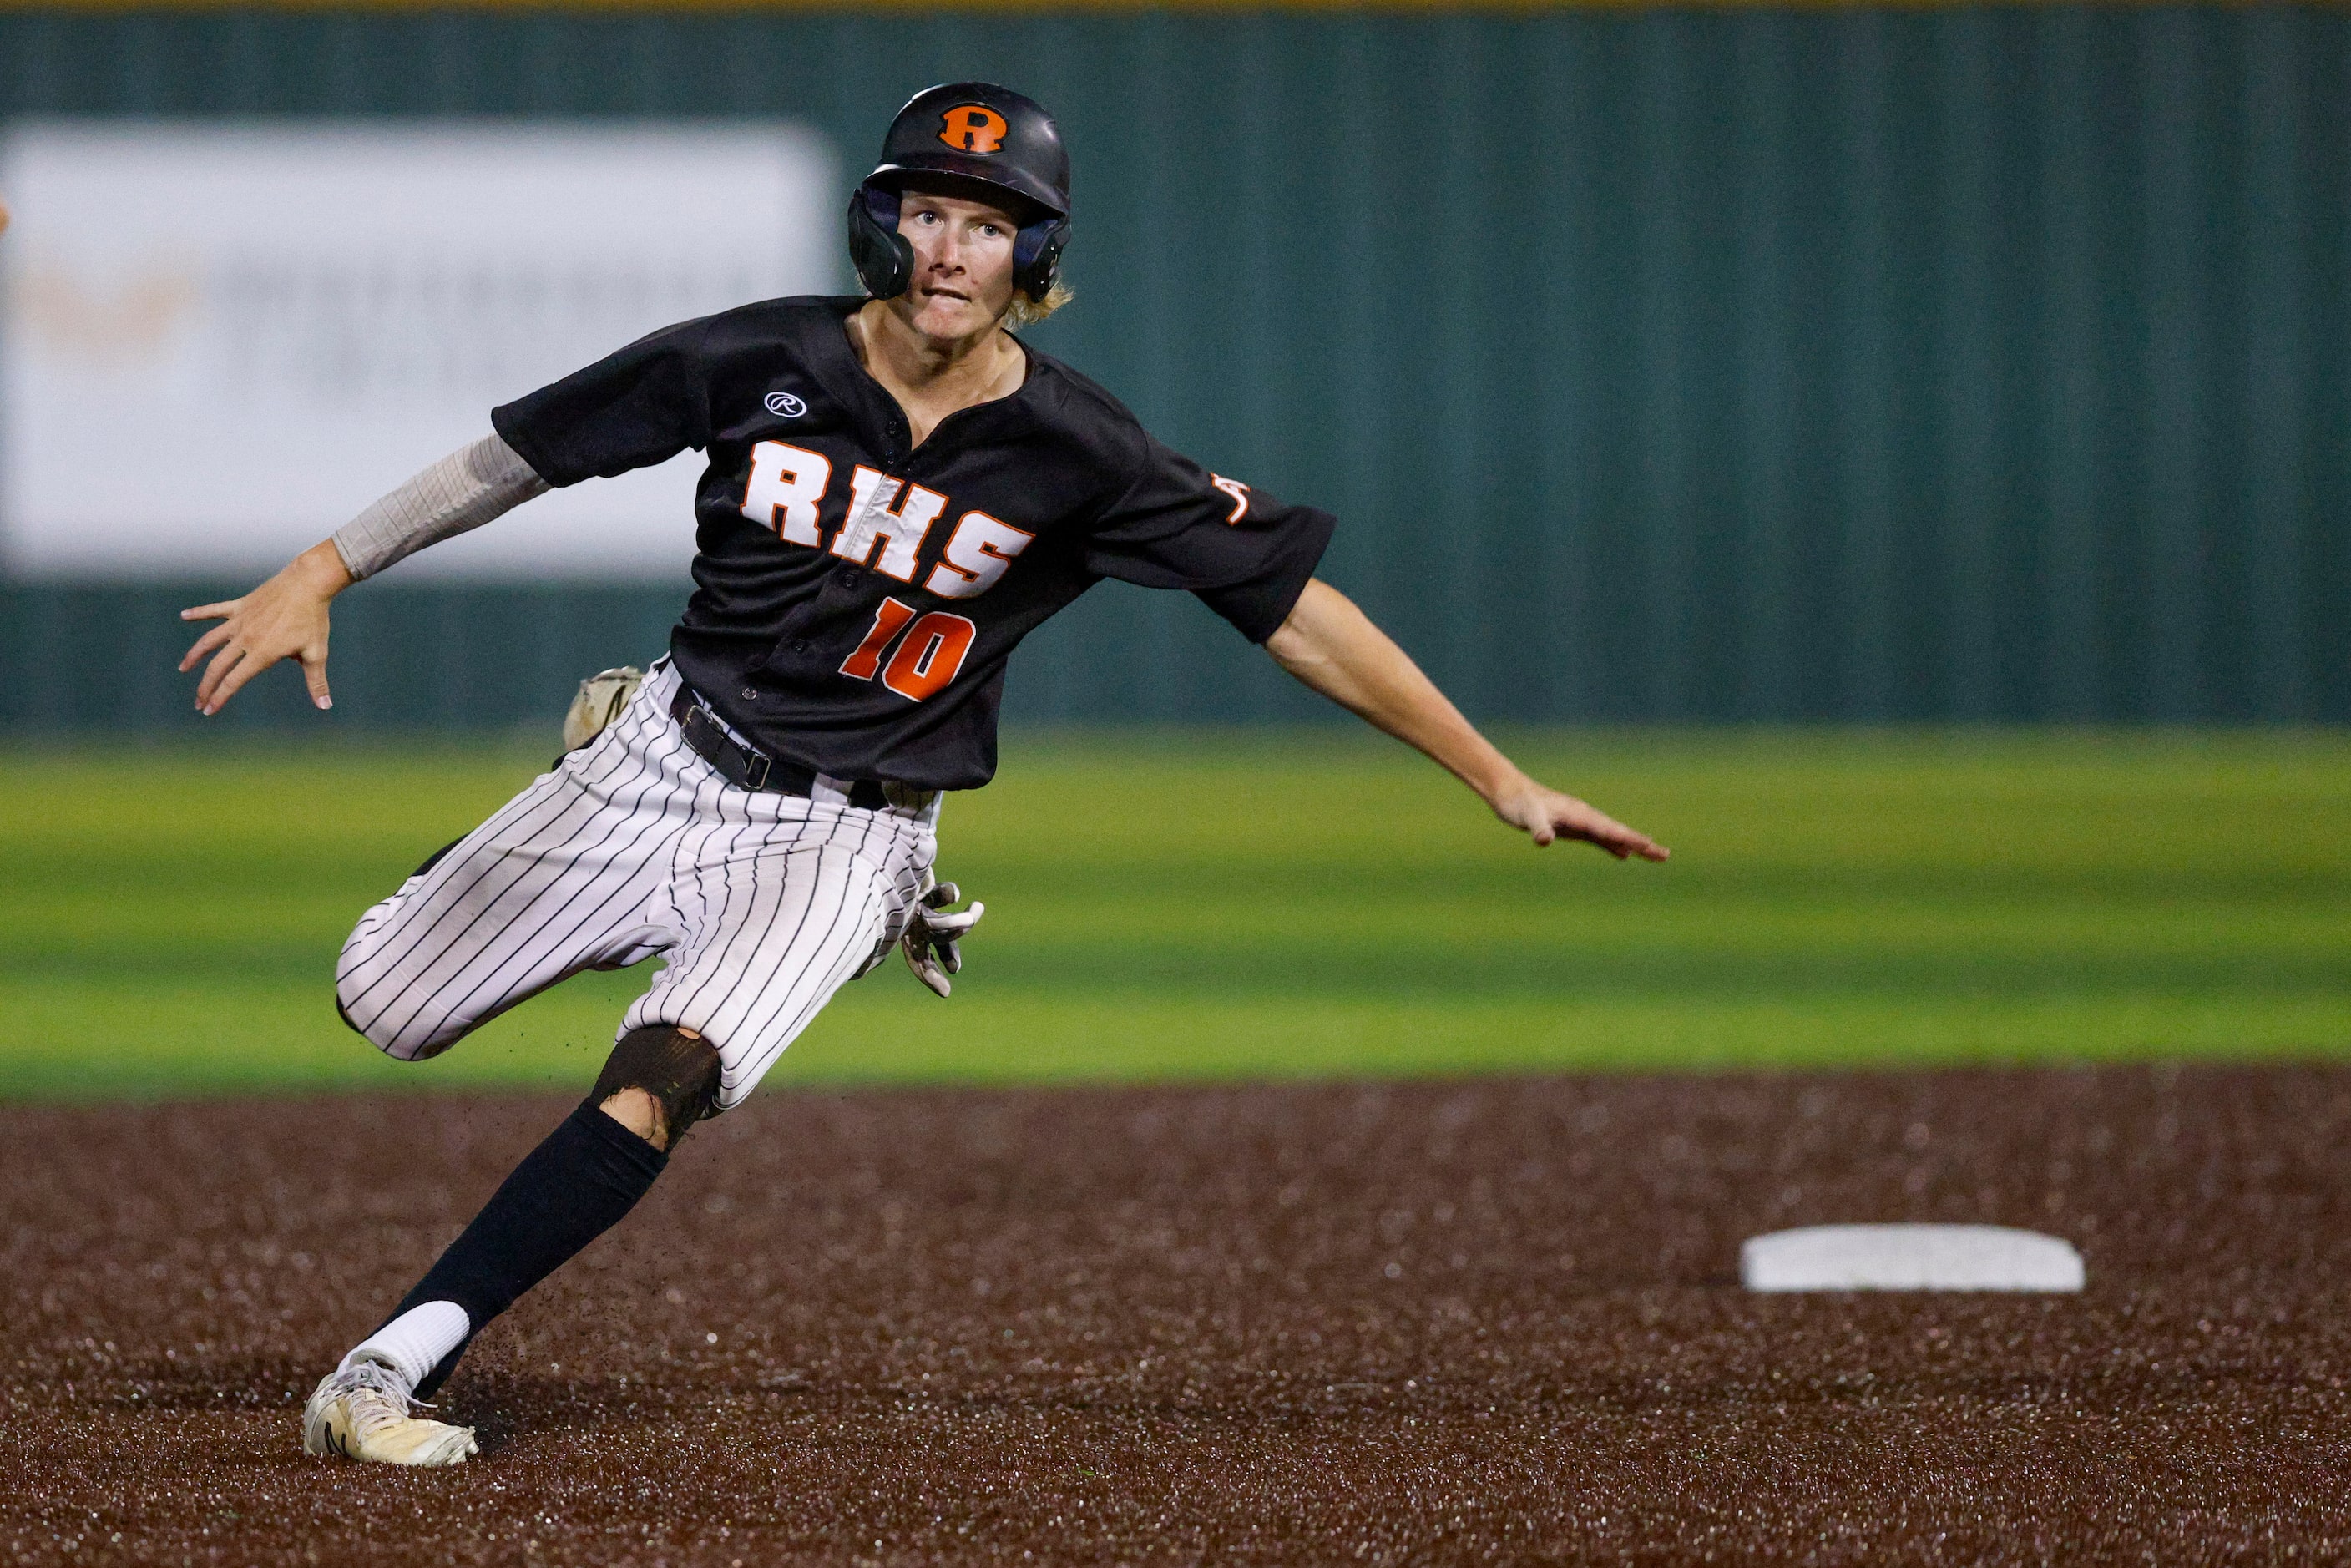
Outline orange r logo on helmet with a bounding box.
[939,105,1010,154]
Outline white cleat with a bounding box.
[301,1358,478,1467]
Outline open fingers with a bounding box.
[196,635,279,714]
[202,644,278,714]
[1565,812,1633,859]
[196,640,249,711]
[180,599,241,624]
[924,903,983,938]
[1533,793,1668,862]
[178,620,238,672]
[1569,812,1668,862]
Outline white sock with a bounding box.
[340,1300,470,1395]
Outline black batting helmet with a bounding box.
[847,82,1071,305]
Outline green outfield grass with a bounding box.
[1,729,2344,1100]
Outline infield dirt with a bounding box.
[8,1065,2350,1565]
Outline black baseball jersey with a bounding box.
[492,296,1333,792]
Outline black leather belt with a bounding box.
[669,683,892,810]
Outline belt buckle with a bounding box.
[741,749,771,790]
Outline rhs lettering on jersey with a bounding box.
[740,438,1037,605]
[739,441,831,546]
[832,467,947,581]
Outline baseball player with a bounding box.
[178,83,1667,1467]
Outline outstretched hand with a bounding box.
[179,540,352,715]
[1264,582,1668,866]
[1489,774,1670,861]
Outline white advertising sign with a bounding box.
[0,122,837,579]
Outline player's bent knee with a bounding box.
[333,984,409,1055]
[332,980,461,1060]
[591,1025,721,1152]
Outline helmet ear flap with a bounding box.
[847,182,913,301]
[1011,217,1069,303]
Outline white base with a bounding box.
[1741,1223,2085,1292]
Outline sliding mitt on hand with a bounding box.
[901,875,985,999]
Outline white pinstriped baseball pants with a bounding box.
[335,662,938,1109]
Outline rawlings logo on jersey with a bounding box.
[938,105,1009,154]
[764,391,807,418]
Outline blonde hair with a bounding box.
[1005,279,1074,328]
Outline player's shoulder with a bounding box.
[1016,344,1150,461]
[690,293,866,354]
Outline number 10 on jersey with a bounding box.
[841,599,977,702]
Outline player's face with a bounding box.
[892,190,1020,341]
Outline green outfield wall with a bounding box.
[2,6,2344,730]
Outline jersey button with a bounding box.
[740,685,760,701]
[790,637,811,655]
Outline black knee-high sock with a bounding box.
[389,1099,667,1399]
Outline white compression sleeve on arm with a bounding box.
[330,432,551,582]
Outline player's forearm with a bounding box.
[1266,579,1525,805]
[330,432,550,582]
